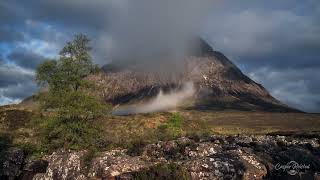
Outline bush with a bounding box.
[35,116,106,152]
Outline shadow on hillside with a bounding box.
[187,95,302,113]
[0,134,12,177]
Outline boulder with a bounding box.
[88,149,156,179]
[33,150,86,180]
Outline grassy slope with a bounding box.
[180,110,320,135]
[1,104,320,157]
[97,110,320,148]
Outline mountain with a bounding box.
[87,39,299,112]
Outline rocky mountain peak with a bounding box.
[89,39,299,112]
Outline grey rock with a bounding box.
[88,149,156,179]
[29,135,320,180]
[33,150,86,180]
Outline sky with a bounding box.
[0,0,319,112]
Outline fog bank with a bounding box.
[112,82,195,115]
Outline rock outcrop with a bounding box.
[2,135,319,179]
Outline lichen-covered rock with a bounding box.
[233,148,267,180]
[185,142,221,158]
[142,139,194,160]
[33,150,86,180]
[88,149,157,179]
[29,135,320,180]
[183,153,244,180]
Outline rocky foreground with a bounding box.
[2,134,320,180]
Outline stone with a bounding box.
[33,150,86,180]
[88,149,156,179]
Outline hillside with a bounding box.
[87,39,298,113]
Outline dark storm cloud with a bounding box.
[249,67,320,113]
[0,64,36,104]
[0,28,24,43]
[7,49,45,70]
[2,81,37,99]
[206,8,320,69]
[0,64,34,88]
[0,1,24,25]
[2,0,115,31]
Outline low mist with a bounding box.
[112,82,195,115]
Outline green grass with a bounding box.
[167,113,184,128]
[157,113,184,138]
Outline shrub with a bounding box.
[31,116,106,152]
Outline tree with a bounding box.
[35,34,107,150]
[36,34,104,120]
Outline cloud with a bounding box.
[107,0,213,65]
[0,1,24,26]
[206,9,320,68]
[1,0,214,65]
[1,81,37,100]
[249,67,320,113]
[7,49,45,70]
[0,64,37,104]
[0,28,24,43]
[1,0,115,32]
[0,64,34,87]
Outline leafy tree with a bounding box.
[35,34,108,150]
[36,34,104,119]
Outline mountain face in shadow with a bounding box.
[88,39,299,112]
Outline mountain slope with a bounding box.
[87,39,299,112]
